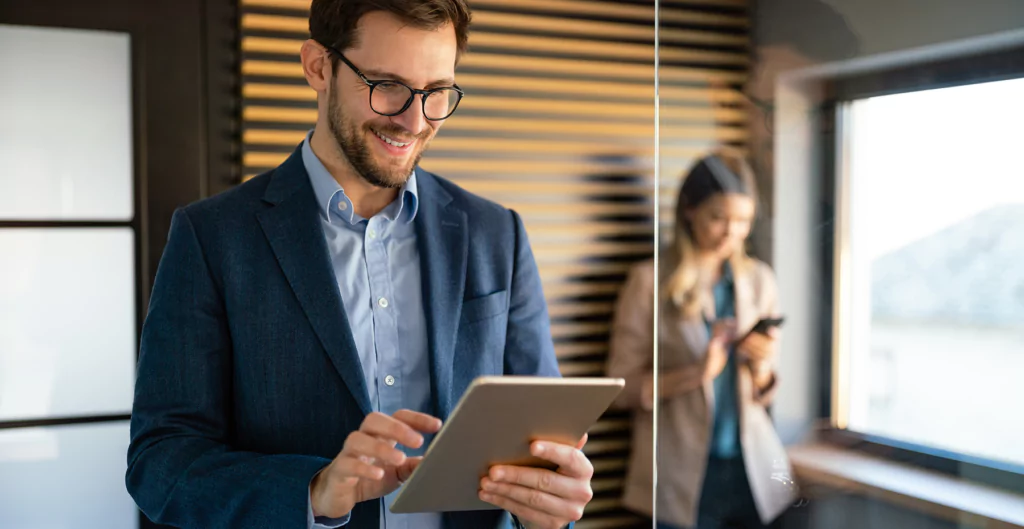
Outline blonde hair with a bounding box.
[664,150,759,318]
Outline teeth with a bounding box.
[375,131,410,148]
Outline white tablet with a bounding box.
[389,376,625,514]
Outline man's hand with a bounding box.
[310,410,442,519]
[478,434,593,529]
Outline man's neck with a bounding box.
[309,124,399,219]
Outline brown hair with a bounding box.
[309,0,471,67]
[664,149,759,318]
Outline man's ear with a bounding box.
[300,39,331,93]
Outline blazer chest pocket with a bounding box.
[461,290,508,323]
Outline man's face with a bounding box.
[326,11,457,189]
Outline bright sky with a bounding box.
[848,77,1024,259]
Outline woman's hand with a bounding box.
[702,319,736,382]
[736,326,779,365]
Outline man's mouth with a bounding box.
[373,129,412,148]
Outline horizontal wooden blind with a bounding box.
[238,0,749,526]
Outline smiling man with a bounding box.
[125,1,594,529]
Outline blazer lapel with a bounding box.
[256,148,373,416]
[414,169,468,420]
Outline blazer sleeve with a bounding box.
[126,208,330,529]
[502,209,561,378]
[605,262,655,411]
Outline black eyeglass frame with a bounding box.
[321,43,465,121]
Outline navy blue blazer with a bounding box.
[126,146,560,528]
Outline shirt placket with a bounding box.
[365,216,402,417]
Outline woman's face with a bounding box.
[685,193,756,259]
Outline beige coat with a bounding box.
[606,259,797,527]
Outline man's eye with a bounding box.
[375,82,403,93]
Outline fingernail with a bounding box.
[492,468,505,481]
[533,443,546,455]
[480,491,493,501]
[481,479,495,491]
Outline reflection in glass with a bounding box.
[0,422,137,529]
[0,229,136,420]
[0,24,133,221]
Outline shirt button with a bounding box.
[385,375,395,386]
[378,297,389,308]
[337,201,348,211]
[368,229,377,239]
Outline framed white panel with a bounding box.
[0,228,136,420]
[0,24,133,221]
[0,422,137,529]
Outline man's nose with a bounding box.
[389,96,429,136]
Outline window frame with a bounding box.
[821,42,1024,493]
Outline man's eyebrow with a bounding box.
[360,68,456,88]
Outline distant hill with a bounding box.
[871,204,1024,326]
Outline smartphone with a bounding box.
[737,316,785,343]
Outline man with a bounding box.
[125,0,594,528]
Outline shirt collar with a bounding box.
[301,129,419,225]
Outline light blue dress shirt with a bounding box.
[301,131,441,529]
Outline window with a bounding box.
[833,76,1024,470]
[0,23,138,529]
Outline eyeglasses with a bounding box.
[321,43,464,121]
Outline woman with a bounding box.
[606,152,797,529]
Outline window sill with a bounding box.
[788,443,1024,528]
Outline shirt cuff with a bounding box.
[308,489,350,528]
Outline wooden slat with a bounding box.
[471,32,748,65]
[242,106,746,140]
[241,15,748,64]
[241,78,747,119]
[555,341,609,360]
[242,110,747,143]
[537,262,633,279]
[242,129,734,160]
[547,301,614,318]
[507,203,651,216]
[244,129,648,155]
[591,477,626,494]
[591,458,628,474]
[581,438,630,456]
[533,241,651,259]
[241,13,307,32]
[577,516,646,529]
[587,418,631,436]
[672,0,748,7]
[242,0,749,29]
[472,11,748,47]
[459,96,745,123]
[458,181,650,196]
[582,497,624,514]
[461,54,747,84]
[542,282,625,299]
[528,224,652,239]
[550,322,610,339]
[561,361,608,377]
[421,159,654,176]
[241,15,747,66]
[242,55,748,85]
